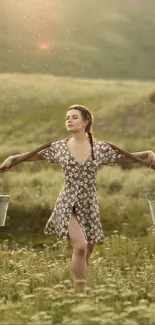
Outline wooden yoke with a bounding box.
[0,138,61,174]
[0,137,155,173]
[104,140,155,170]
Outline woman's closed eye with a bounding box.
[66,117,78,120]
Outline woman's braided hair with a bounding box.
[67,104,95,160]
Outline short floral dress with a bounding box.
[42,138,121,244]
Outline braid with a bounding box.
[68,105,95,161]
[87,131,95,160]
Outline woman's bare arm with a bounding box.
[0,149,48,172]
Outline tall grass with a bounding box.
[0,235,155,324]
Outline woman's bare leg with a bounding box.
[67,213,88,293]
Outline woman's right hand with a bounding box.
[0,156,14,173]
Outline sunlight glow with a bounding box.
[37,41,51,50]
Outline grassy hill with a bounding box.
[1,0,155,80]
[0,73,155,157]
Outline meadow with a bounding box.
[1,235,155,324]
[0,73,155,323]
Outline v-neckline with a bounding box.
[65,138,92,166]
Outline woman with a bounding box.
[1,104,155,294]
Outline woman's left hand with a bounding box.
[147,150,155,168]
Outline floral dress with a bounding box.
[42,138,121,244]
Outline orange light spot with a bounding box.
[37,42,50,50]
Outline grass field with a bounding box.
[1,235,155,324]
[0,73,155,155]
[0,72,155,323]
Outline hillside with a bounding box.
[1,0,155,80]
[0,73,155,159]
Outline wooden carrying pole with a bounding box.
[0,139,54,174]
[0,138,155,173]
[104,140,155,170]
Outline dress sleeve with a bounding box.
[99,141,121,166]
[42,142,57,163]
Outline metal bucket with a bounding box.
[0,195,10,226]
[147,193,155,225]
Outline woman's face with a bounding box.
[65,109,88,134]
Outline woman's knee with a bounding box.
[73,240,88,255]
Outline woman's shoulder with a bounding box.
[49,138,67,151]
[93,138,107,146]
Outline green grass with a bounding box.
[0,235,155,324]
[0,73,155,155]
